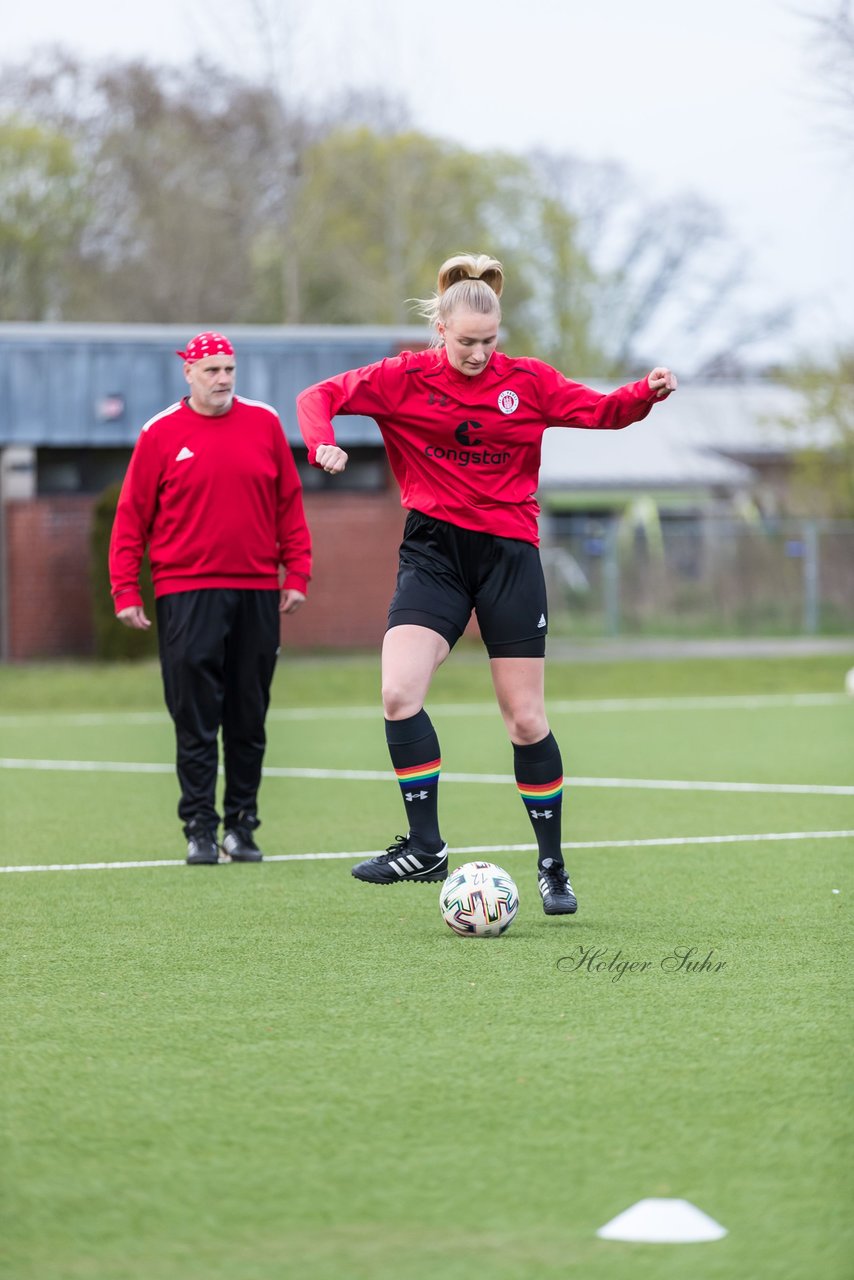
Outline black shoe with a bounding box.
[222,827,263,862]
[538,860,578,914]
[352,835,448,884]
[186,830,220,865]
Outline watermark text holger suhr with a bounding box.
[556,946,727,983]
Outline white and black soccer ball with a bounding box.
[439,861,520,938]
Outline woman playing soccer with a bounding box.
[296,253,677,914]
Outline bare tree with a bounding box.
[804,0,854,152]
[772,5,854,516]
[185,0,410,322]
[527,149,792,376]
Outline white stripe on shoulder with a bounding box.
[236,396,280,418]
[141,402,183,433]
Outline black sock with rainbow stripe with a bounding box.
[513,732,564,870]
[385,710,443,853]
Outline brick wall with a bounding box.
[282,491,405,651]
[6,497,96,659]
[3,491,406,660]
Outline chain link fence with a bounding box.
[542,516,854,638]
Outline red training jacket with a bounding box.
[110,395,312,612]
[297,348,664,545]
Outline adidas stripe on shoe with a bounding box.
[352,835,449,884]
[538,859,578,915]
[186,830,220,865]
[221,827,263,862]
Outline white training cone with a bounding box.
[597,1198,727,1243]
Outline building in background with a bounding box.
[0,323,427,660]
[1,325,849,658]
[537,381,850,638]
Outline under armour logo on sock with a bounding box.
[405,790,429,801]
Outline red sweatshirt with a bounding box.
[297,349,663,545]
[110,395,311,611]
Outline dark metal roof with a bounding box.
[0,322,429,447]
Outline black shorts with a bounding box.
[387,511,548,658]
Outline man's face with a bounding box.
[185,354,236,415]
[438,308,499,377]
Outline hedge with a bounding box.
[89,482,159,660]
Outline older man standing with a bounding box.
[109,331,311,865]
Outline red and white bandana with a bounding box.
[176,331,234,363]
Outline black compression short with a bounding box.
[387,511,548,658]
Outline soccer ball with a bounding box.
[845,667,854,696]
[439,861,520,938]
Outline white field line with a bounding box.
[1,757,852,796]
[1,829,852,874]
[0,691,850,728]
[279,692,853,718]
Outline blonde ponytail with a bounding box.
[413,253,504,346]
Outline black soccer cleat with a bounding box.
[352,835,449,884]
[222,827,264,863]
[186,830,220,865]
[538,859,578,915]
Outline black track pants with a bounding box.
[156,589,280,834]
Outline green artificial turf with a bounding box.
[1,654,852,1279]
[1,644,853,710]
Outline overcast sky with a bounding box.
[4,0,852,367]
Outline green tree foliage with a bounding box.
[0,52,309,323]
[280,128,539,348]
[0,47,775,375]
[780,350,854,516]
[0,118,88,320]
[517,187,600,372]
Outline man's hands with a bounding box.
[117,605,151,630]
[118,594,307,623]
[280,589,306,615]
